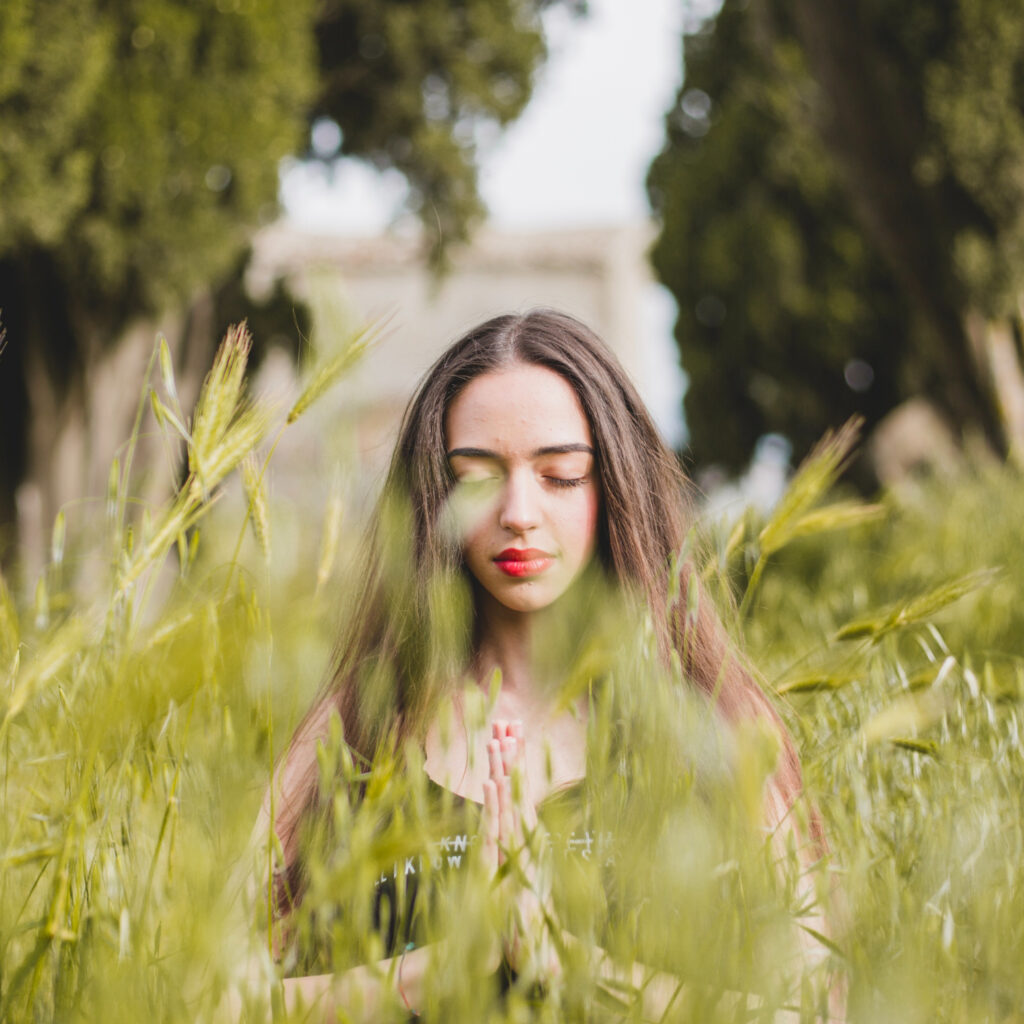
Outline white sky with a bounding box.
[281,0,690,444]
[480,0,685,229]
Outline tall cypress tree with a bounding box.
[649,0,1024,475]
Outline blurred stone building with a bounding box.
[248,221,670,483]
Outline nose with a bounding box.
[497,468,540,534]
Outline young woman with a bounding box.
[249,309,829,1020]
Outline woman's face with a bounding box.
[444,362,601,616]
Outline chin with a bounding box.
[502,585,572,615]
[496,596,552,615]
[483,582,554,615]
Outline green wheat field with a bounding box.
[1,326,1021,1022]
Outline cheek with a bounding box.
[461,516,490,568]
[442,482,501,548]
[460,499,501,569]
[578,489,601,555]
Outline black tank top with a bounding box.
[371,775,606,956]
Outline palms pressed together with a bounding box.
[480,719,564,990]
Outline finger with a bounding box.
[501,736,531,839]
[500,736,524,838]
[508,721,527,787]
[509,723,540,830]
[509,723,525,780]
[492,719,508,742]
[491,739,515,849]
[500,734,517,776]
[504,735,540,833]
[481,779,500,872]
[487,738,504,785]
[498,774,515,850]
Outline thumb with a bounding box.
[481,778,500,873]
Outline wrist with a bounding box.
[398,942,421,1017]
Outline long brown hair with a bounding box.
[270,309,806,915]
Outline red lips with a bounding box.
[494,547,554,577]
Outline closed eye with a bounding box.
[457,474,501,486]
[545,476,587,489]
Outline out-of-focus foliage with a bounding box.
[649,0,1024,472]
[0,0,562,319]
[704,438,1024,1021]
[1,330,1023,1020]
[311,0,570,262]
[742,468,1024,664]
[0,0,573,550]
[0,0,315,318]
[0,0,314,537]
[646,1,907,470]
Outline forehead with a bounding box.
[445,363,593,453]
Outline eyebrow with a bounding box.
[446,443,595,460]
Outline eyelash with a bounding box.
[457,475,587,490]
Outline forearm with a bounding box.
[235,942,444,1023]
[568,936,808,1023]
[572,938,684,1022]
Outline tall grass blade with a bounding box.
[190,323,256,493]
[242,456,271,563]
[758,418,862,558]
[316,477,344,594]
[786,501,886,542]
[835,569,998,641]
[286,320,383,424]
[739,419,864,617]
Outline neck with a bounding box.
[474,594,533,690]
[470,566,607,715]
[472,593,560,709]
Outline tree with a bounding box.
[0,0,572,570]
[312,0,567,263]
[648,0,1024,476]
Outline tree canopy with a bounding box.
[0,0,315,320]
[312,0,565,262]
[0,0,572,555]
[649,0,1024,474]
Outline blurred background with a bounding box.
[3,0,1024,578]
[5,8,1024,1018]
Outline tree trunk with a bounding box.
[0,255,215,594]
[788,0,1008,455]
[965,310,1024,465]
